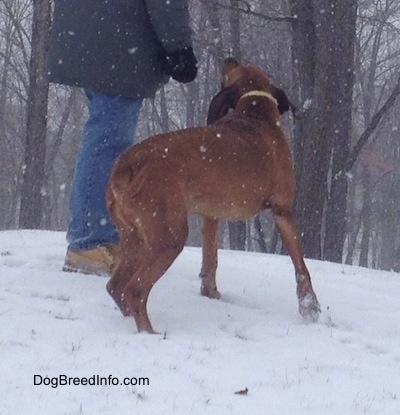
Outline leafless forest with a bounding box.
[1,0,400,272]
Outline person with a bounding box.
[47,0,197,276]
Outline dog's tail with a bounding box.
[112,150,150,197]
[107,150,150,227]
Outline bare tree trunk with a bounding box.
[42,88,79,229]
[229,0,241,60]
[186,81,198,127]
[253,215,268,253]
[227,0,246,250]
[289,0,319,258]
[159,86,169,133]
[203,0,225,70]
[290,0,356,260]
[323,0,357,262]
[0,12,14,228]
[19,0,51,228]
[359,166,372,267]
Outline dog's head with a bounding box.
[207,58,297,124]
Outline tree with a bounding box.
[0,0,31,229]
[226,0,247,251]
[289,0,357,261]
[19,0,51,228]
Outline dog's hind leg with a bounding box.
[271,205,321,321]
[122,214,189,333]
[107,231,145,317]
[199,216,221,299]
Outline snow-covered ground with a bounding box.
[1,230,399,414]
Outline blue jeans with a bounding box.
[67,90,142,251]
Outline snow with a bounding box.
[1,230,399,415]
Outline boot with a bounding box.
[62,244,119,276]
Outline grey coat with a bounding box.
[48,0,193,98]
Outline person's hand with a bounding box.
[164,47,197,83]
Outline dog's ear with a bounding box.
[271,85,298,117]
[207,86,235,125]
[222,58,240,78]
[208,58,241,125]
[221,58,241,88]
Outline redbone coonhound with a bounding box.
[106,58,320,333]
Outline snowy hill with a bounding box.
[1,230,399,415]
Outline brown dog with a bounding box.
[106,58,320,333]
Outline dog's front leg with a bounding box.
[271,206,320,321]
[199,216,221,299]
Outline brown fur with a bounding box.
[106,59,320,333]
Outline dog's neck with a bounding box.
[236,90,280,124]
[239,90,278,106]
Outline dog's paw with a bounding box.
[200,284,221,300]
[298,293,321,322]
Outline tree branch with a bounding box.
[341,72,400,175]
[200,0,296,23]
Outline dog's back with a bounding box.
[109,87,295,222]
